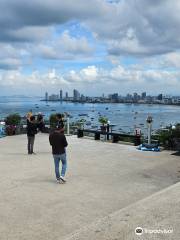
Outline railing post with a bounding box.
[112,134,119,143]
[95,131,100,140]
[67,117,70,135]
[77,129,84,138]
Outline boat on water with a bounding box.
[91,125,98,129]
[78,114,89,117]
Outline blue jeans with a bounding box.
[53,153,67,179]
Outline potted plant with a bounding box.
[98,116,108,132]
[5,113,21,135]
[77,119,86,138]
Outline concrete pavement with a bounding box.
[0,134,180,240]
[64,182,180,240]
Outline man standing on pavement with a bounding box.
[27,115,37,154]
[49,125,68,183]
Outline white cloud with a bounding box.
[1,0,180,57]
[85,0,180,57]
[80,66,98,81]
[1,64,180,95]
[7,26,52,42]
[0,58,21,70]
[164,52,180,68]
[35,31,94,60]
[63,66,99,84]
[0,0,180,95]
[0,0,103,42]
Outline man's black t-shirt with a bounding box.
[49,131,68,154]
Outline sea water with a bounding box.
[0,96,180,134]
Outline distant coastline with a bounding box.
[1,96,180,134]
[40,99,180,106]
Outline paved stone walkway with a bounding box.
[0,134,179,240]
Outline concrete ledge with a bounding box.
[64,182,180,240]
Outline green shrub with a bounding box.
[49,114,57,128]
[156,124,180,148]
[172,124,180,138]
[5,113,21,126]
[77,119,86,129]
[98,116,108,125]
[156,129,171,146]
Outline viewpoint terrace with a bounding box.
[0,134,180,240]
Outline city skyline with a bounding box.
[0,1,180,95]
[44,89,180,105]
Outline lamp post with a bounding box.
[146,115,153,145]
[107,120,110,140]
[64,112,70,135]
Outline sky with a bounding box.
[0,0,180,96]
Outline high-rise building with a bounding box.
[73,89,80,101]
[141,92,146,100]
[157,94,163,101]
[80,94,86,101]
[60,90,63,100]
[111,93,119,101]
[133,92,138,102]
[126,93,132,101]
[65,92,68,99]
[49,94,59,101]
[45,92,48,101]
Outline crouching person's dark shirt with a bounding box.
[49,131,68,154]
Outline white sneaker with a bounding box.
[60,176,66,183]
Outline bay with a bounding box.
[0,96,180,134]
